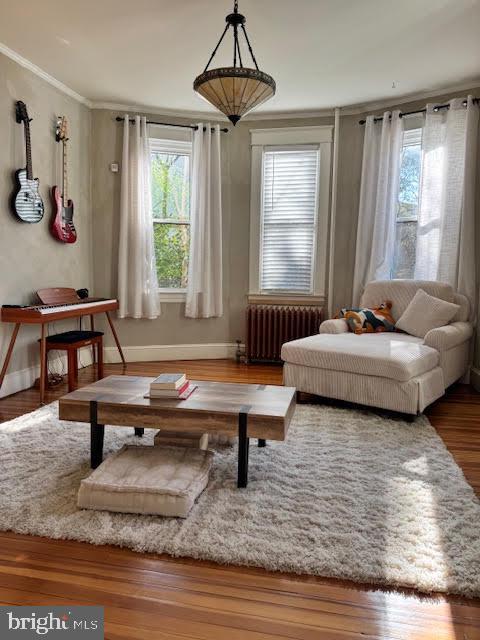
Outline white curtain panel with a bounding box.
[352,111,404,305]
[185,124,223,318]
[414,97,479,320]
[118,116,160,320]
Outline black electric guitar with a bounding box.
[11,101,44,223]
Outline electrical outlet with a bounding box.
[110,163,119,173]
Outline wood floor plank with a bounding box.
[0,359,479,639]
[0,556,463,640]
[0,543,477,629]
[0,535,477,636]
[0,587,287,640]
[0,572,392,640]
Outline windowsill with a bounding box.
[158,290,186,303]
[247,293,324,306]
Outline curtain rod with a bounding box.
[358,97,479,125]
[115,116,229,133]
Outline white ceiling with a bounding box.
[0,0,479,116]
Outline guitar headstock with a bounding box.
[56,116,69,143]
[15,101,31,125]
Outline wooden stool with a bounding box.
[41,330,104,392]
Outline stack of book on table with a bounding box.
[148,373,197,400]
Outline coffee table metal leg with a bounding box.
[258,439,266,447]
[90,400,104,469]
[238,411,249,488]
[134,428,144,437]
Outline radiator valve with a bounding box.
[235,339,246,363]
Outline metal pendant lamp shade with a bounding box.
[193,1,276,125]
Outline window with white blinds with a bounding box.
[260,147,319,293]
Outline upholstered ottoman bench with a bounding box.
[78,445,213,518]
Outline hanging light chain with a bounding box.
[202,0,261,73]
[233,3,244,69]
[203,22,230,73]
[233,24,237,67]
[241,24,259,70]
[236,27,243,67]
[193,0,275,125]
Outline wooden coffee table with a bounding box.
[58,375,296,488]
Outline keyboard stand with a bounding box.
[0,301,125,405]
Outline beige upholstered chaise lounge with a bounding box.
[281,281,473,416]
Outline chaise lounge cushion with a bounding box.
[281,333,439,382]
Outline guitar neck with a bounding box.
[24,121,33,180]
[62,140,68,206]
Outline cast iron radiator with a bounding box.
[245,304,323,363]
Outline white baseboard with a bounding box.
[104,342,241,363]
[0,347,94,399]
[0,343,242,398]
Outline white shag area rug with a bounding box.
[1,402,479,598]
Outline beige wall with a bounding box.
[91,110,335,350]
[227,115,335,339]
[332,87,480,315]
[91,110,232,349]
[92,86,480,353]
[1,43,479,384]
[0,52,92,382]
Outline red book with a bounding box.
[148,380,193,398]
[177,383,197,400]
[175,380,190,396]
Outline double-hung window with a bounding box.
[260,146,319,293]
[249,127,332,301]
[392,127,422,278]
[149,137,191,299]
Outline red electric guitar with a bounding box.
[51,116,77,243]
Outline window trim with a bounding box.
[149,137,192,301]
[249,126,332,301]
[157,289,187,302]
[259,145,320,295]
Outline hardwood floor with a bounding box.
[0,359,479,640]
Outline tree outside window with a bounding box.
[150,140,191,290]
[392,128,422,278]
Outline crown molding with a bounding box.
[94,78,480,123]
[93,100,334,122]
[1,41,478,122]
[91,100,228,122]
[0,42,92,107]
[243,80,480,120]
[339,80,480,116]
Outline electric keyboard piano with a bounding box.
[1,293,125,404]
[1,298,119,323]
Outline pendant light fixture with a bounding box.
[193,0,276,125]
